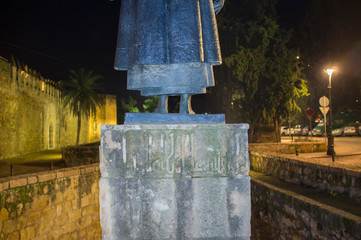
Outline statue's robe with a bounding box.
[114,0,224,96]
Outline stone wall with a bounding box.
[0,164,101,240]
[1,163,360,239]
[250,152,361,202]
[251,178,361,240]
[249,142,326,154]
[0,58,117,160]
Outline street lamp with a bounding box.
[324,68,335,159]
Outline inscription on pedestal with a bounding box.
[100,124,249,179]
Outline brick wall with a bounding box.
[0,164,101,240]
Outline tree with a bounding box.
[61,68,104,145]
[118,96,139,123]
[205,0,279,121]
[225,18,308,142]
[143,96,158,113]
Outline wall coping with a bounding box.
[251,177,361,223]
[250,151,361,177]
[0,163,100,192]
[249,142,323,146]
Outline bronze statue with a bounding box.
[115,0,225,113]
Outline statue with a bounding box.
[114,0,225,114]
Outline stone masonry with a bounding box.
[0,164,101,240]
[250,151,361,202]
[1,160,360,239]
[99,123,251,240]
[0,57,117,160]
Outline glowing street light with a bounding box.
[324,67,335,160]
[325,68,335,88]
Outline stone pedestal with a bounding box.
[99,123,250,240]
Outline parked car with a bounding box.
[280,126,288,136]
[281,126,295,136]
[332,127,344,137]
[312,122,325,136]
[343,123,360,136]
[301,126,312,136]
[294,125,303,136]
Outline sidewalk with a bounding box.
[280,136,361,172]
[282,151,361,172]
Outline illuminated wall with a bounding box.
[0,58,117,160]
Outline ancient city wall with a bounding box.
[0,164,101,240]
[1,164,360,239]
[250,152,361,202]
[0,58,117,160]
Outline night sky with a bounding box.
[0,0,126,95]
[0,0,311,96]
[0,0,353,99]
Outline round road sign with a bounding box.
[319,96,329,107]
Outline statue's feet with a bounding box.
[154,95,168,113]
[180,94,194,114]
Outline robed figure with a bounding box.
[115,0,225,113]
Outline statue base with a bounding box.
[99,123,251,240]
[125,113,225,124]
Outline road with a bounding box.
[333,137,361,155]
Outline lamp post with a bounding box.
[324,68,335,160]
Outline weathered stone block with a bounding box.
[100,124,249,179]
[10,177,27,188]
[0,208,9,222]
[5,231,20,240]
[68,209,81,223]
[38,173,56,183]
[99,123,251,240]
[20,226,35,240]
[27,176,38,185]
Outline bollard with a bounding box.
[331,144,335,162]
[296,149,299,156]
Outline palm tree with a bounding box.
[61,68,105,145]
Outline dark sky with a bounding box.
[0,0,126,95]
[0,0,309,96]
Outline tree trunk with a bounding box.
[248,122,254,143]
[225,67,232,123]
[274,117,281,143]
[76,110,81,146]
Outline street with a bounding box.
[310,136,361,155]
[334,137,361,155]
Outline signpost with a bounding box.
[306,108,314,138]
[319,96,330,152]
[319,96,329,108]
[319,96,334,155]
